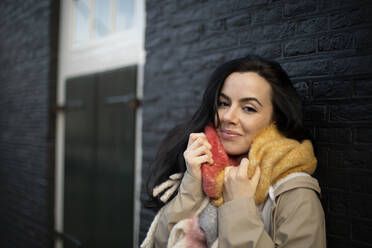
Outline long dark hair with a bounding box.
[143,55,308,209]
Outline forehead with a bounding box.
[220,72,272,102]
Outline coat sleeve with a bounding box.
[153,171,206,247]
[218,188,326,248]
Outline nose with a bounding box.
[221,105,238,124]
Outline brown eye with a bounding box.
[243,106,257,113]
[217,100,229,107]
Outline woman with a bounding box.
[141,55,326,247]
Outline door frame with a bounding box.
[55,1,145,247]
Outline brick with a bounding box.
[350,173,372,195]
[327,236,350,248]
[281,59,329,77]
[333,56,372,75]
[293,81,310,100]
[171,5,211,26]
[326,169,350,191]
[176,23,203,44]
[144,35,171,50]
[329,149,372,170]
[313,80,352,99]
[352,219,372,244]
[356,29,372,52]
[226,14,251,29]
[316,127,352,143]
[284,38,316,57]
[240,22,296,43]
[146,6,163,22]
[237,0,268,8]
[319,33,354,52]
[322,0,364,10]
[181,51,227,73]
[191,32,237,52]
[326,214,350,236]
[250,42,282,59]
[303,105,326,121]
[352,241,372,248]
[354,78,372,97]
[345,149,372,169]
[355,128,372,143]
[177,0,208,9]
[204,18,225,35]
[328,190,350,215]
[0,0,56,247]
[284,0,317,17]
[330,8,370,29]
[297,16,328,35]
[250,5,282,25]
[145,20,167,37]
[213,0,239,16]
[330,103,372,122]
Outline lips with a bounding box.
[220,128,242,139]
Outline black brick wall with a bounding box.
[0,1,59,247]
[140,0,372,247]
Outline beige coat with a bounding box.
[151,171,326,248]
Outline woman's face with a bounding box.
[215,72,274,155]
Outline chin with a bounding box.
[223,144,249,156]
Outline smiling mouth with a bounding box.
[220,129,241,139]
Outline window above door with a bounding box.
[74,0,136,45]
[59,0,145,80]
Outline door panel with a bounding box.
[64,66,136,247]
[64,74,96,247]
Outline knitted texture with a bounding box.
[202,123,317,206]
[201,124,239,206]
[248,124,317,204]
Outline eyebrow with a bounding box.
[219,93,263,107]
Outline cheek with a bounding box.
[241,115,272,139]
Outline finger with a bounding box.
[188,136,204,150]
[251,166,261,186]
[196,150,213,164]
[188,146,213,164]
[189,133,206,143]
[224,166,232,181]
[192,133,209,147]
[191,144,210,155]
[206,149,213,163]
[184,143,213,166]
[188,134,200,148]
[237,158,249,178]
[193,154,211,165]
[224,166,237,181]
[204,140,212,150]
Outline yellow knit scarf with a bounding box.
[247,124,317,204]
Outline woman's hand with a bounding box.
[183,133,213,181]
[223,158,261,202]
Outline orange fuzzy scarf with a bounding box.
[201,123,317,206]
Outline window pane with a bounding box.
[94,0,111,38]
[75,0,91,43]
[116,0,134,31]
